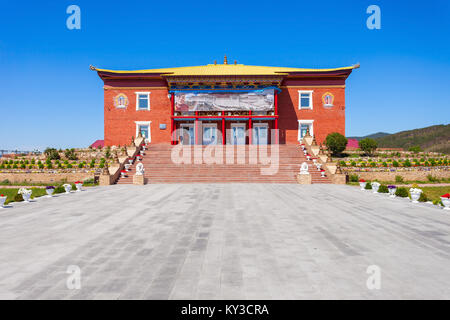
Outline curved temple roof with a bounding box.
[91,63,360,77]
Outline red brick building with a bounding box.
[92,59,358,146]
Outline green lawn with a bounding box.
[0,188,48,204]
[420,186,450,203]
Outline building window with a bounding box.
[136,92,151,110]
[135,121,151,142]
[298,120,314,141]
[298,90,313,110]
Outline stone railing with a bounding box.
[99,136,146,186]
[297,134,346,184]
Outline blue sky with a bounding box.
[1,0,449,150]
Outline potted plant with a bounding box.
[18,188,32,202]
[306,154,311,161]
[45,186,55,197]
[409,186,422,203]
[120,170,127,177]
[63,183,72,194]
[0,194,6,208]
[320,169,326,178]
[359,179,367,190]
[371,181,381,193]
[440,193,450,210]
[74,181,83,192]
[388,185,397,198]
[128,158,133,165]
[124,163,131,171]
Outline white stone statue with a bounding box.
[135,162,145,176]
[299,162,309,175]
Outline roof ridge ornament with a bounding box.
[224,55,228,65]
[89,65,97,71]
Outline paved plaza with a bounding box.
[0,184,449,299]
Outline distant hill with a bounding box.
[374,124,450,154]
[348,132,390,141]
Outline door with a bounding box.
[202,124,217,145]
[231,123,246,145]
[179,124,195,145]
[252,123,268,145]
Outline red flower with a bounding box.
[75,181,82,184]
[121,170,127,173]
[359,179,366,182]
[441,193,450,199]
[0,194,4,197]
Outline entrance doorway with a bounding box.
[230,123,246,145]
[252,123,268,145]
[202,123,218,145]
[179,123,195,145]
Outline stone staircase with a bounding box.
[116,144,331,184]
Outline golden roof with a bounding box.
[92,63,359,76]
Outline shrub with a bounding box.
[408,146,421,153]
[99,163,105,169]
[403,159,412,167]
[54,185,65,194]
[351,161,356,166]
[67,164,73,169]
[78,163,83,168]
[0,164,4,169]
[395,175,404,183]
[44,148,60,160]
[365,182,372,190]
[105,147,111,159]
[359,138,378,155]
[14,193,24,202]
[427,174,439,182]
[339,160,346,167]
[13,164,18,169]
[378,185,389,193]
[28,165,33,169]
[6,165,11,169]
[20,164,26,169]
[349,174,359,182]
[325,132,348,155]
[419,192,429,202]
[38,164,44,169]
[395,187,409,198]
[392,160,399,167]
[64,148,78,161]
[31,159,35,164]
[47,163,53,169]
[382,161,387,167]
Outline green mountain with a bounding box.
[374,124,450,154]
[348,132,390,141]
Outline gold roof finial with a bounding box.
[224,55,228,65]
[214,60,217,65]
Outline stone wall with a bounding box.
[0,173,95,184]
[351,169,450,181]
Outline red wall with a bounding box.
[278,86,346,145]
[103,83,346,146]
[104,87,172,146]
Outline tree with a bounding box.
[64,148,78,160]
[408,146,421,153]
[359,138,378,155]
[44,148,60,160]
[325,132,348,155]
